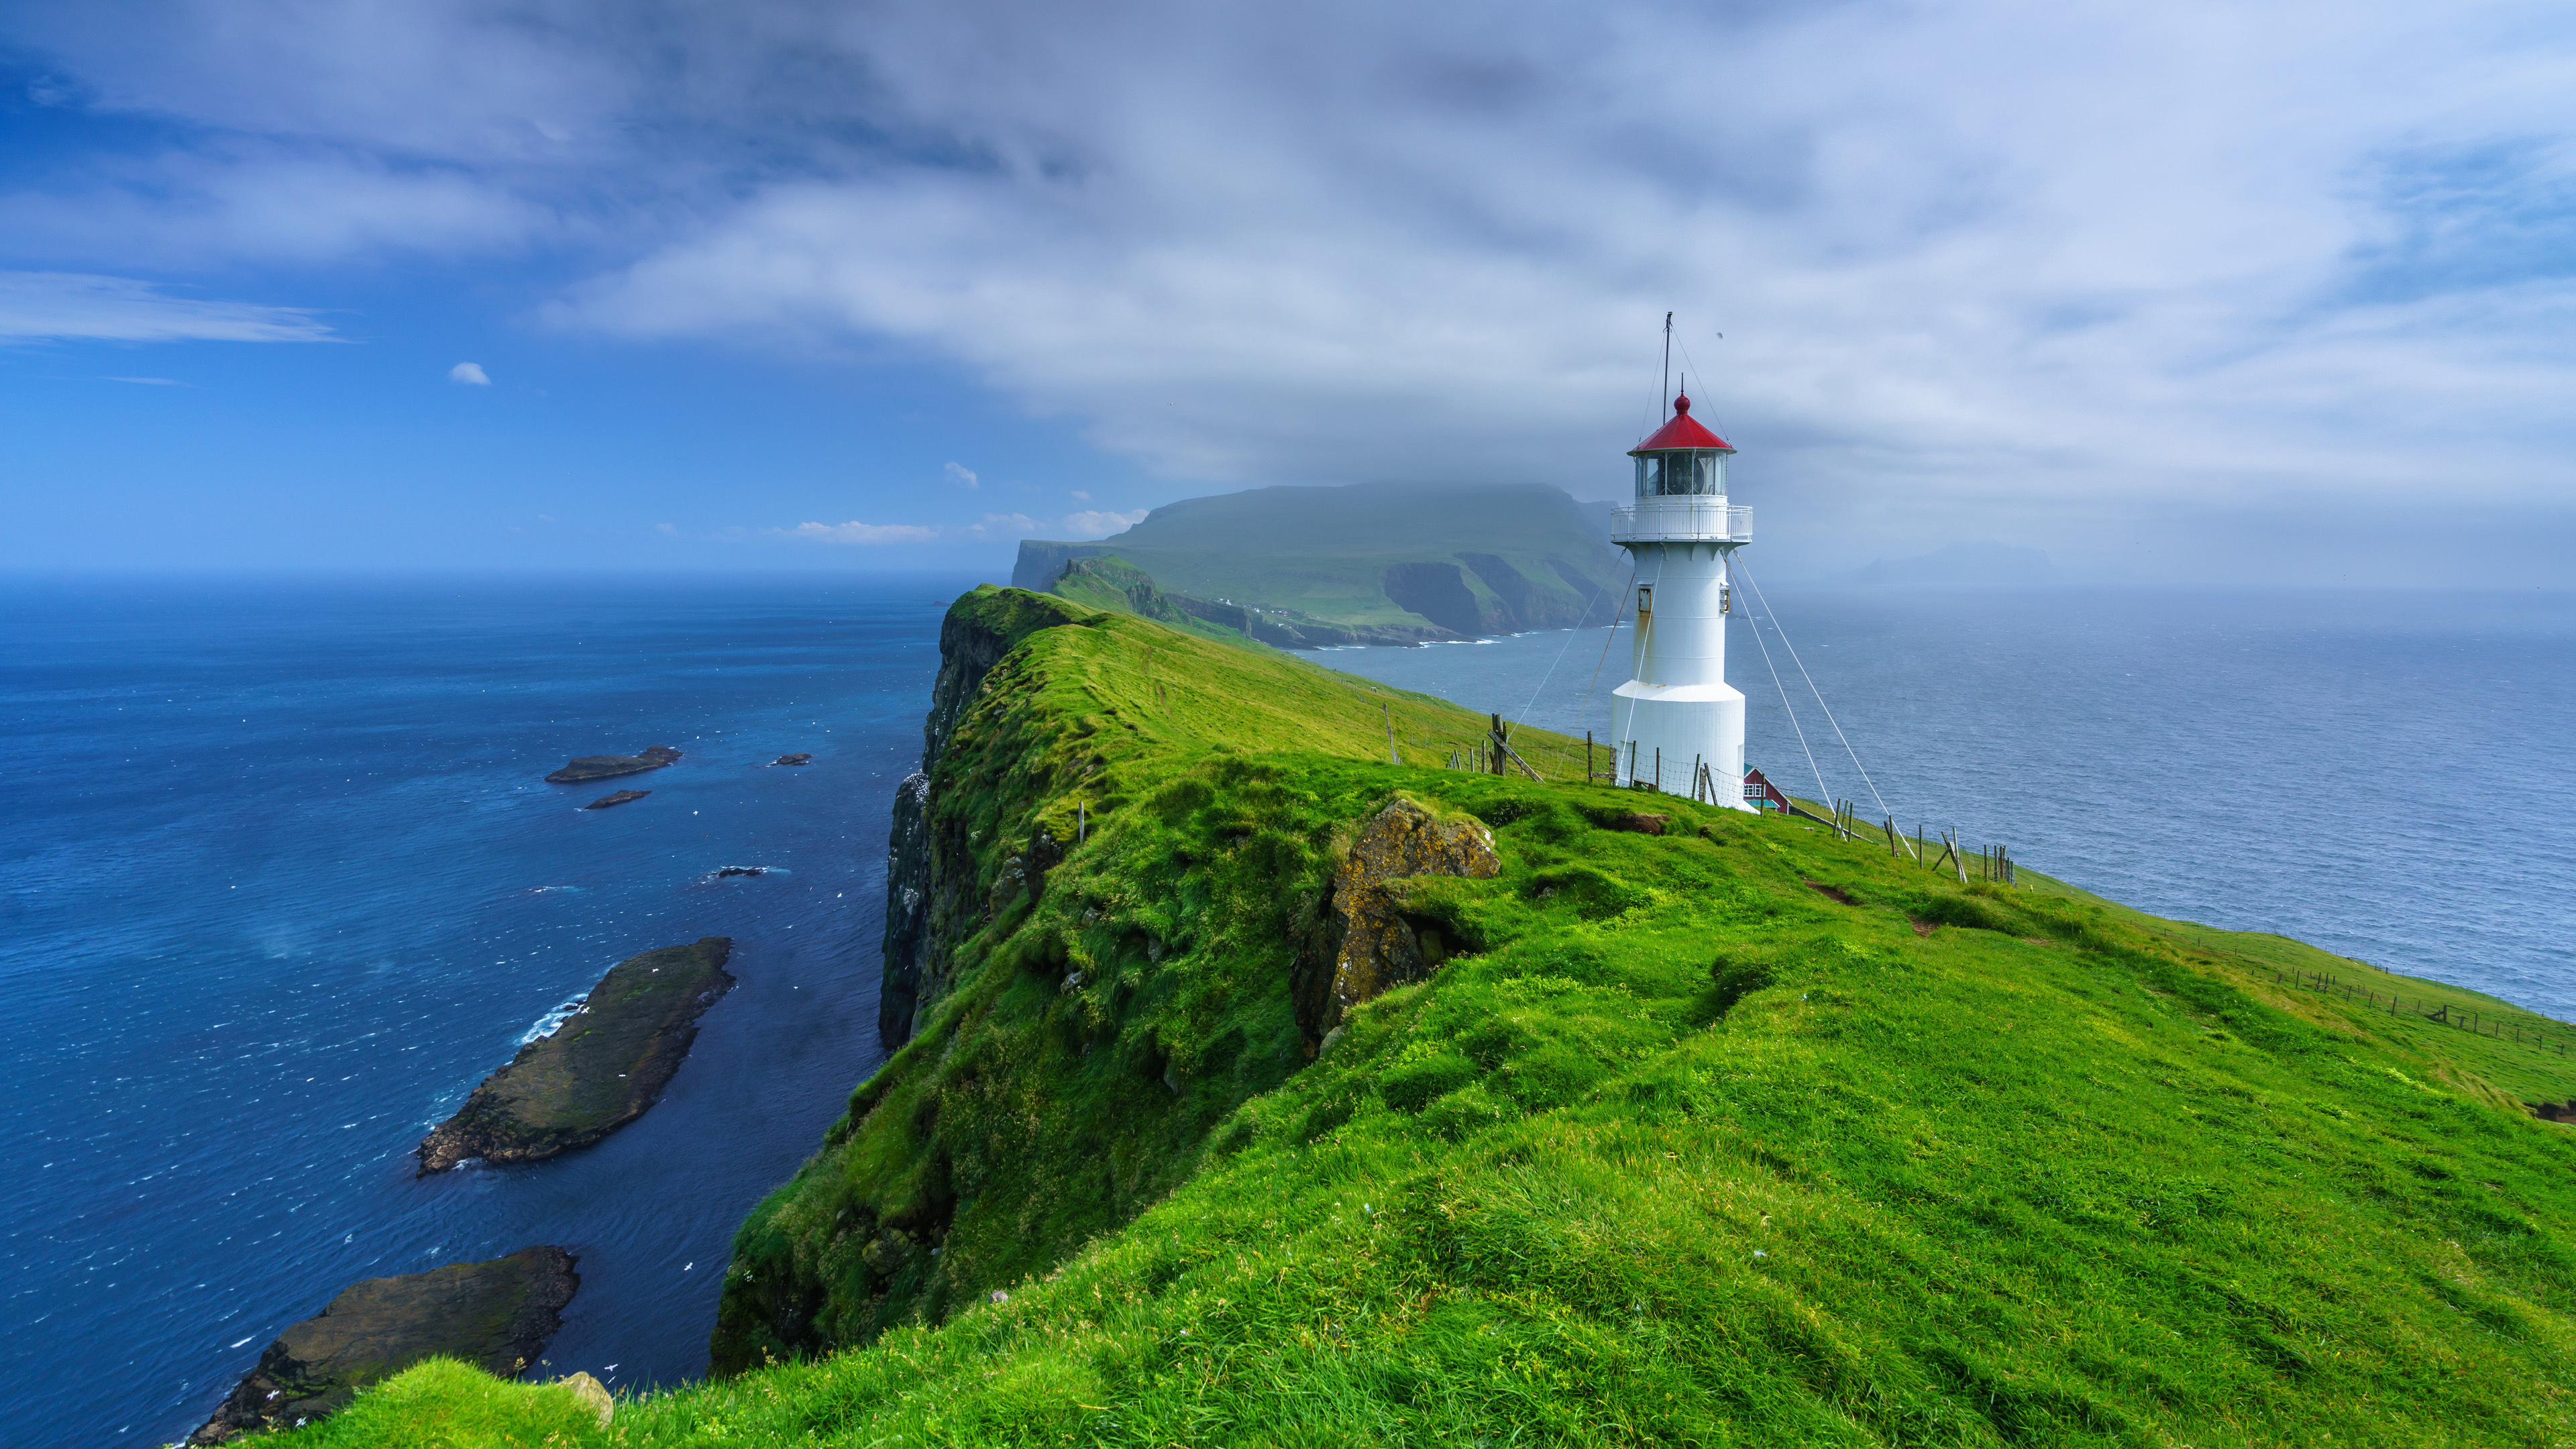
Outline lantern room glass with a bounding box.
[1633,449,1725,497]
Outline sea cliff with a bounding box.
[264,587,2576,1446]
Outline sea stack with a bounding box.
[417,938,734,1173]
[189,1248,576,1444]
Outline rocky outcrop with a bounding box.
[583,789,650,809]
[1293,796,1499,1047]
[1380,561,1486,638]
[545,745,681,784]
[772,753,813,766]
[557,1371,614,1426]
[418,938,733,1173]
[1458,552,1604,632]
[877,770,935,1045]
[878,588,1093,1046]
[189,1248,576,1443]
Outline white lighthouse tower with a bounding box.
[1608,389,1754,806]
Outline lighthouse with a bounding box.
[1608,390,1754,806]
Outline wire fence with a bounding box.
[1381,706,2576,1076]
[2270,964,2576,1057]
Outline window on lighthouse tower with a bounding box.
[1636,450,1725,496]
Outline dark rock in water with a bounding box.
[583,789,651,809]
[417,938,734,1174]
[771,753,812,766]
[189,1246,576,1444]
[716,865,768,878]
[545,745,681,784]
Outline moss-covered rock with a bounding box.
[417,938,733,1173]
[188,1247,574,1443]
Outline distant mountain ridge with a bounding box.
[1012,482,1622,645]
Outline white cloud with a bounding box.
[780,520,942,544]
[965,513,1040,540]
[943,461,978,489]
[527,0,2576,566]
[448,361,490,385]
[103,375,183,385]
[1070,489,1091,500]
[0,148,551,270]
[18,1,2576,572]
[655,522,678,535]
[0,270,331,343]
[1061,508,1148,539]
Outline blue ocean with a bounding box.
[7,574,2573,1448]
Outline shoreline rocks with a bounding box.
[189,1247,576,1444]
[545,745,681,784]
[417,938,735,1174]
[583,789,651,809]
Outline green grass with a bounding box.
[277,590,2576,1447]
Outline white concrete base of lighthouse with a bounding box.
[1609,680,1752,808]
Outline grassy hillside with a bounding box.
[1016,482,1624,640]
[276,590,2576,1448]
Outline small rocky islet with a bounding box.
[417,937,735,1175]
[189,759,744,1436]
[544,744,682,784]
[771,752,812,766]
[189,1247,577,1444]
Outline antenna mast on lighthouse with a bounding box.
[1660,311,1674,421]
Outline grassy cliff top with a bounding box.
[280,589,2576,1448]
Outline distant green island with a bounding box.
[266,587,2576,1447]
[1014,481,1624,645]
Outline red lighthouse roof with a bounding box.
[1629,392,1734,454]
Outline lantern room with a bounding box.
[1627,392,1735,497]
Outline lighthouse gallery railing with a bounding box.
[1609,500,1751,544]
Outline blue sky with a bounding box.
[3,1,2573,583]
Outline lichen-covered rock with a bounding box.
[189,1248,576,1444]
[1303,796,1499,1043]
[557,1371,614,1426]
